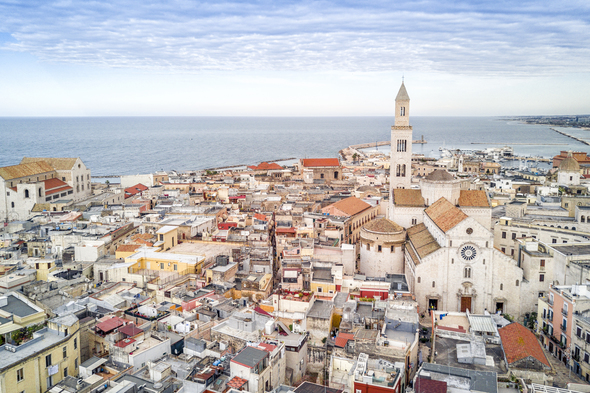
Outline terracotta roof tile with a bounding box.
[334,333,355,348]
[0,161,55,180]
[227,376,248,389]
[301,158,340,167]
[458,190,490,207]
[118,323,143,337]
[363,218,404,233]
[425,197,468,232]
[498,322,550,367]
[407,223,441,259]
[21,157,79,171]
[322,197,371,217]
[117,244,142,253]
[392,189,425,207]
[96,316,125,333]
[248,162,283,170]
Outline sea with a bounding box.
[1,116,589,177]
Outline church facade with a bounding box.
[386,82,534,319]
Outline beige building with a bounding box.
[21,157,92,201]
[0,314,81,393]
[321,196,378,245]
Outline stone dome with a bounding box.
[425,169,455,181]
[559,151,580,172]
[363,218,404,234]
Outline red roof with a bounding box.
[118,323,143,337]
[227,376,248,389]
[114,338,136,348]
[415,377,447,393]
[125,183,149,198]
[96,316,125,333]
[254,306,273,317]
[334,333,355,348]
[43,178,72,195]
[248,162,283,171]
[498,322,550,367]
[257,343,277,352]
[254,213,268,221]
[301,158,340,167]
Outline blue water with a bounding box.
[0,117,587,176]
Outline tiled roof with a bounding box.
[21,157,79,170]
[43,178,72,195]
[248,162,283,170]
[415,377,446,393]
[334,332,355,348]
[425,169,454,181]
[95,316,125,333]
[227,376,248,389]
[363,217,404,233]
[254,213,268,221]
[301,158,340,167]
[425,197,468,232]
[322,196,371,217]
[498,322,550,367]
[116,244,142,253]
[0,161,55,180]
[392,189,425,207]
[458,190,489,207]
[407,223,440,259]
[118,323,143,337]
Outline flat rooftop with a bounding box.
[552,243,590,256]
[0,293,42,317]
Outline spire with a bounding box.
[396,81,410,101]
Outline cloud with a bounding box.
[0,0,589,76]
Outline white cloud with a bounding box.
[0,0,589,75]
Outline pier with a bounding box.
[550,127,590,146]
[349,137,426,150]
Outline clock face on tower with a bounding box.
[460,245,477,261]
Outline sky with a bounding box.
[0,0,589,116]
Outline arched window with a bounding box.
[396,165,401,177]
[11,202,15,208]
[582,216,586,223]
[417,277,421,283]
[401,164,406,177]
[38,188,42,197]
[464,267,471,278]
[516,280,519,286]
[432,281,435,288]
[24,189,29,198]
[500,283,504,290]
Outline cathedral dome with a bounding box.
[559,151,580,172]
[363,217,404,234]
[425,169,455,181]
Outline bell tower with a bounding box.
[390,81,413,191]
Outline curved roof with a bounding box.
[363,218,404,233]
[559,151,580,172]
[425,169,455,181]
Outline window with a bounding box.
[160,263,164,269]
[464,267,471,278]
[320,173,324,179]
[516,280,519,286]
[46,354,52,367]
[17,368,24,382]
[540,274,545,282]
[47,376,53,389]
[75,358,78,369]
[585,352,590,363]
[512,233,516,239]
[417,277,421,283]
[317,287,323,293]
[552,239,557,244]
[540,259,545,267]
[501,247,506,253]
[74,338,77,349]
[11,202,14,208]
[500,283,504,290]
[38,188,42,197]
[391,245,395,252]
[577,326,583,338]
[432,281,435,288]
[377,245,382,252]
[366,243,370,251]
[174,264,178,271]
[24,189,29,198]
[63,346,67,359]
[502,231,506,239]
[64,367,68,378]
[411,218,417,225]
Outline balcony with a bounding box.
[561,324,567,331]
[562,308,569,317]
[547,298,554,306]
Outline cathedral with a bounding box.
[382,82,535,319]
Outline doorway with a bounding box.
[460,297,472,313]
[496,302,504,313]
[428,299,438,312]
